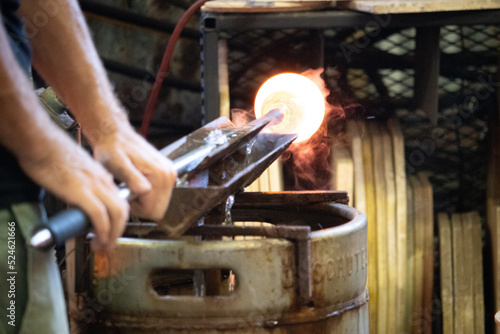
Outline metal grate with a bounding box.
[374,27,416,56]
[220,24,499,214]
[223,29,322,110]
[431,25,497,213]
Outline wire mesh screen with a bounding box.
[221,24,499,214]
[220,29,323,109]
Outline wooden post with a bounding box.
[414,27,441,125]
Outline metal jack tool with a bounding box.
[30,109,296,249]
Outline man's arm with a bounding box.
[18,0,177,221]
[0,15,128,251]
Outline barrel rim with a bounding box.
[87,290,369,330]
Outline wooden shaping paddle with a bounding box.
[409,175,425,334]
[406,178,416,333]
[452,213,465,334]
[368,122,389,334]
[268,160,283,191]
[381,124,398,334]
[360,121,379,332]
[419,173,434,334]
[258,167,271,192]
[388,119,407,333]
[438,212,454,334]
[347,120,366,213]
[469,211,485,334]
[490,71,500,333]
[331,139,354,206]
[462,212,475,334]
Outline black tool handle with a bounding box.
[36,209,89,248]
[30,185,132,249]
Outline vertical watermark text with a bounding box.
[6,221,17,327]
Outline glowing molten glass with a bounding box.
[254,73,326,143]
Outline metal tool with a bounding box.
[30,109,294,249]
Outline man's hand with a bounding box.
[17,136,130,251]
[92,126,177,220]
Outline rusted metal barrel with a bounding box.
[81,194,368,333]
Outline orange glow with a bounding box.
[254,73,326,143]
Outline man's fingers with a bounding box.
[99,151,152,196]
[78,178,129,251]
[108,198,129,248]
[95,181,129,249]
[79,192,110,249]
[129,158,177,220]
[92,132,177,225]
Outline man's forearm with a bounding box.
[0,15,69,163]
[18,0,177,223]
[18,0,131,145]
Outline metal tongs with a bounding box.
[31,109,296,249]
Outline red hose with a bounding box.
[140,0,210,137]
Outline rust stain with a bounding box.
[93,251,110,278]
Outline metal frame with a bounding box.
[200,9,500,122]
